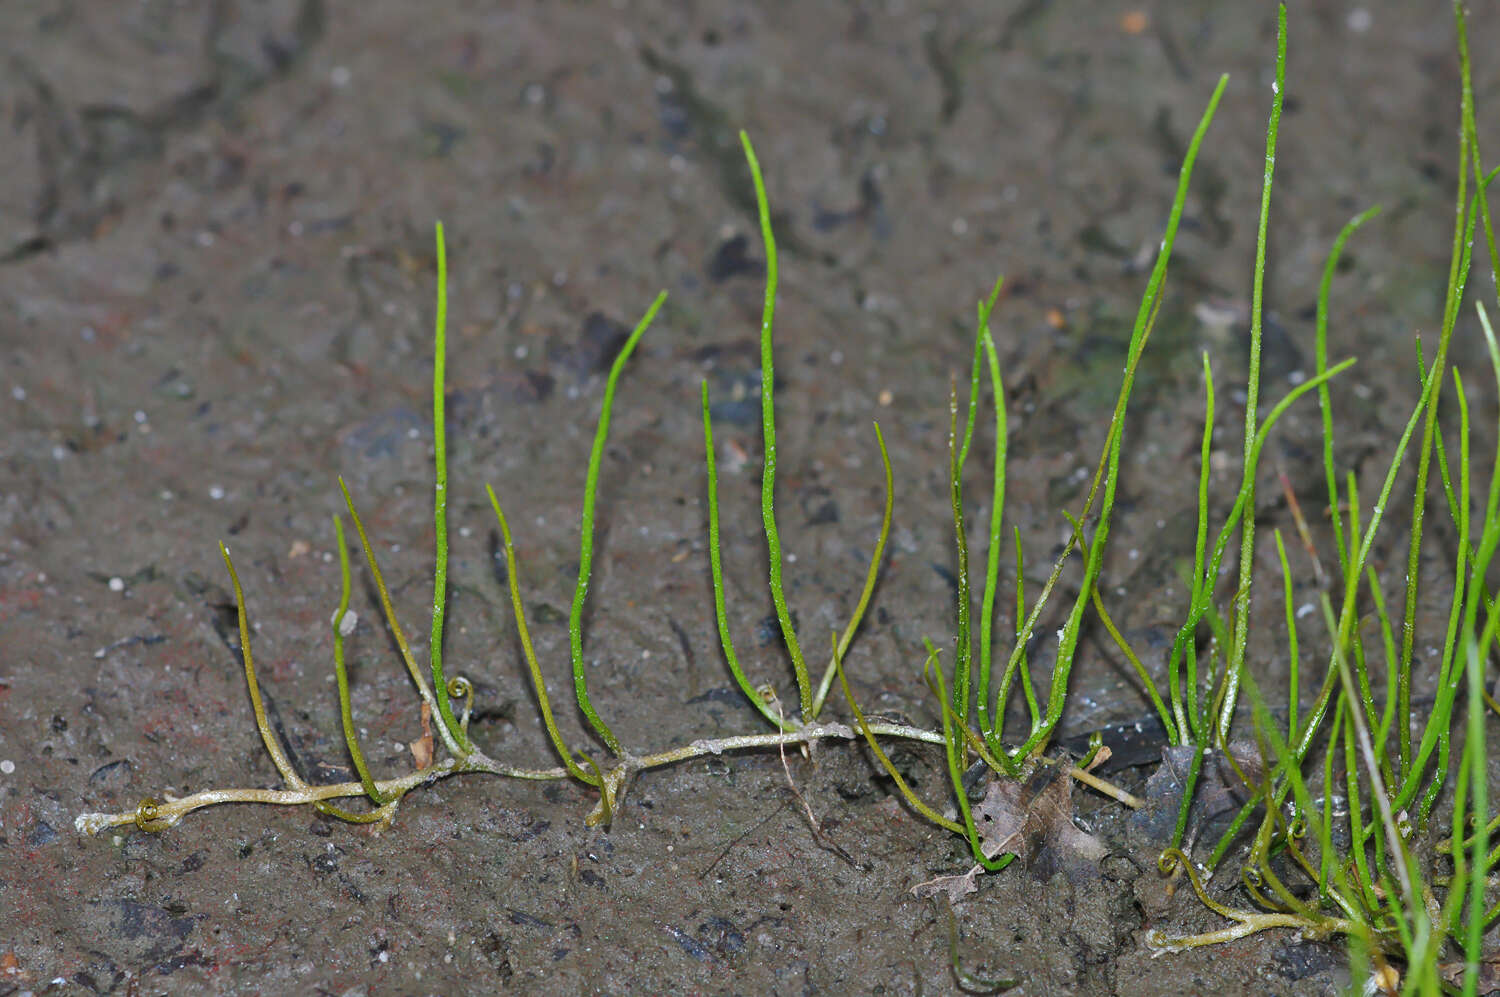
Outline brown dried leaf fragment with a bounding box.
[409,701,434,770]
[1439,954,1500,993]
[911,864,982,903]
[971,763,1106,874]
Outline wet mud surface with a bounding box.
[2,2,1496,993]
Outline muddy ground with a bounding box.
[2,1,1497,994]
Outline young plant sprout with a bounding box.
[75,2,1500,988]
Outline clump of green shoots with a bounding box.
[73,101,1158,851]
[1118,4,1500,990]
[71,131,997,839]
[74,2,1500,988]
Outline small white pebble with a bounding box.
[330,65,351,87]
[10,385,25,401]
[332,609,358,636]
[108,576,125,592]
[0,759,14,775]
[1347,7,1372,33]
[209,485,226,500]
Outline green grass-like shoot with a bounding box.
[330,515,386,804]
[835,643,963,835]
[427,222,468,752]
[952,279,1006,736]
[486,484,602,788]
[739,131,815,724]
[1315,205,1382,577]
[701,378,785,729]
[1007,69,1228,765]
[923,645,1012,873]
[808,420,894,718]
[567,290,668,757]
[219,543,306,790]
[1216,4,1287,746]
